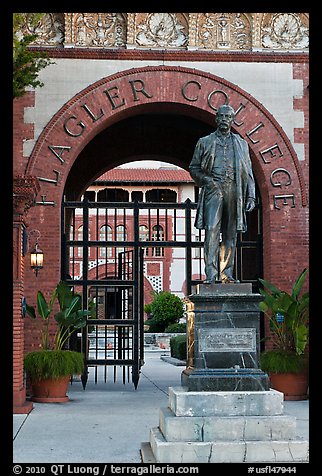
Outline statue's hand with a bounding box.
[203,177,223,198]
[245,197,256,212]
[202,176,214,186]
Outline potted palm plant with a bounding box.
[259,268,309,400]
[24,281,91,402]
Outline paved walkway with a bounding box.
[13,353,309,463]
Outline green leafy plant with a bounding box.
[259,268,309,373]
[25,281,91,351]
[259,349,307,374]
[165,322,186,333]
[24,349,84,381]
[24,281,94,383]
[144,303,153,316]
[144,291,184,332]
[13,13,54,98]
[170,335,187,361]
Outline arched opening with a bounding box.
[63,112,213,200]
[62,110,263,291]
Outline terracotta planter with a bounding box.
[269,372,309,401]
[31,376,70,403]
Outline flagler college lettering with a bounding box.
[37,76,296,210]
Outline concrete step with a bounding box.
[140,442,156,463]
[149,427,309,463]
[169,386,284,417]
[159,407,297,442]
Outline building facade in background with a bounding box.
[78,167,196,302]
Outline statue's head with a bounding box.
[215,104,235,132]
[217,104,235,117]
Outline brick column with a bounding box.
[13,175,40,414]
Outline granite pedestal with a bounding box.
[181,282,270,391]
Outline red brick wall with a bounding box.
[261,63,309,350]
[293,62,309,207]
[13,93,35,176]
[13,219,25,405]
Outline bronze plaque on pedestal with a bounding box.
[198,328,256,353]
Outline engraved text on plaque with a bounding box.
[198,328,256,353]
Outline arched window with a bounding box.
[146,189,177,202]
[132,191,143,202]
[152,225,164,257]
[83,190,95,201]
[116,225,127,257]
[77,225,83,257]
[69,224,74,240]
[97,188,129,202]
[77,225,92,257]
[116,224,126,241]
[139,225,149,256]
[99,225,112,257]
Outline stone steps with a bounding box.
[169,386,284,416]
[159,407,297,442]
[141,386,309,463]
[149,427,309,463]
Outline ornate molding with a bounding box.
[13,175,40,216]
[28,47,309,64]
[20,13,308,51]
[135,13,188,48]
[19,13,64,45]
[261,13,309,50]
[197,13,252,50]
[72,13,126,47]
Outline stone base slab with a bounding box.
[159,407,296,442]
[169,386,284,417]
[149,427,309,463]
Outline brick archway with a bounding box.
[24,66,307,286]
[15,66,308,412]
[26,65,307,203]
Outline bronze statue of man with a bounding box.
[189,104,256,283]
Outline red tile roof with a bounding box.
[95,168,193,183]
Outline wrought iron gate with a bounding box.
[61,198,262,389]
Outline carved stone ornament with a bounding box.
[20,13,64,45]
[135,13,188,48]
[198,13,252,50]
[73,13,126,47]
[19,13,309,51]
[261,13,309,49]
[13,175,40,215]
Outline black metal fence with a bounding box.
[61,198,262,388]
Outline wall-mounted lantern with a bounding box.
[28,230,44,277]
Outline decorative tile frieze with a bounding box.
[261,13,309,50]
[18,13,64,45]
[73,13,126,47]
[20,13,309,51]
[135,13,188,48]
[197,13,252,50]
